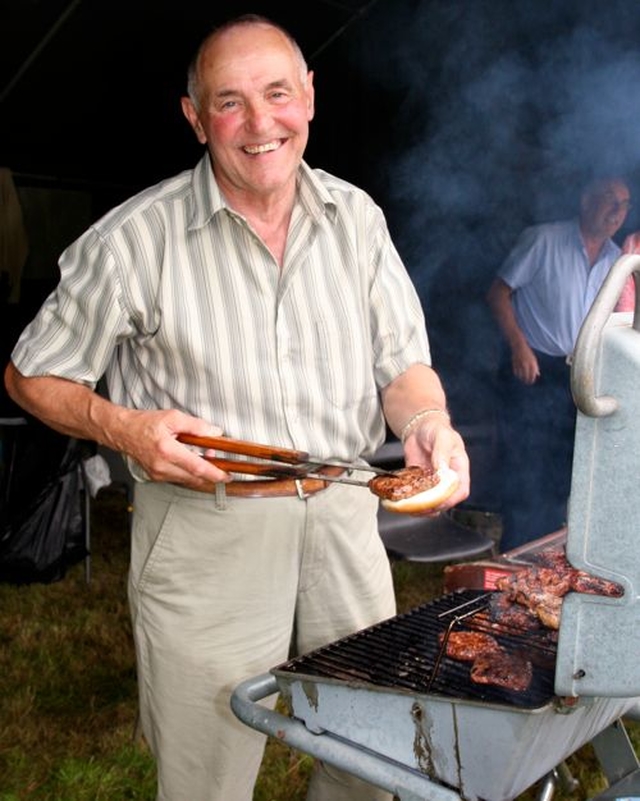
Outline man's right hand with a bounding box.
[117,407,230,491]
[511,341,540,384]
[4,363,230,493]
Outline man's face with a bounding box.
[181,23,315,201]
[581,180,632,240]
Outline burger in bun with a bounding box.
[369,464,459,514]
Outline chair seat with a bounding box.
[378,507,494,563]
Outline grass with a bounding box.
[0,488,637,800]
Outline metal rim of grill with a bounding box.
[274,589,557,709]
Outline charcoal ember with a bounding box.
[470,649,533,692]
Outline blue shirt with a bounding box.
[498,220,621,357]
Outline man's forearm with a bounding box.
[4,361,130,450]
[381,363,448,439]
[486,278,529,353]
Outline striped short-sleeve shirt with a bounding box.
[12,154,431,469]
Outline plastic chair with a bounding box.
[378,506,494,563]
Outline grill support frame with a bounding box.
[231,673,461,801]
[231,673,640,801]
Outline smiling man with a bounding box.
[4,14,469,801]
[181,21,314,260]
[487,175,632,551]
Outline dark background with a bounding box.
[3,0,640,505]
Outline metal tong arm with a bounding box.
[177,433,393,476]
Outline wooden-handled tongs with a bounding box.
[177,434,394,487]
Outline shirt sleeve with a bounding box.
[367,203,431,387]
[498,226,545,290]
[11,226,132,387]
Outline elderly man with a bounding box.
[4,14,469,801]
[487,175,632,550]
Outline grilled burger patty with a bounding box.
[369,465,440,501]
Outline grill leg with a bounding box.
[537,762,579,801]
[537,770,558,801]
[557,761,580,793]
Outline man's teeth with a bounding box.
[244,141,279,154]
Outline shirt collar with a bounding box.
[187,152,337,229]
[573,218,620,264]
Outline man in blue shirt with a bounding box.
[487,175,632,550]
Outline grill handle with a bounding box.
[572,254,640,417]
[230,673,461,801]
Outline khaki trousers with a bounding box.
[129,478,395,801]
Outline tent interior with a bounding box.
[3,0,640,533]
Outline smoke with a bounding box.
[342,0,640,431]
[353,0,640,268]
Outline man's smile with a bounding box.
[242,140,283,155]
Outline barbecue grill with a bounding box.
[231,254,640,801]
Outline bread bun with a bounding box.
[369,465,460,514]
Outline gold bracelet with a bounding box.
[400,408,450,443]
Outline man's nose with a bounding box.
[245,101,270,130]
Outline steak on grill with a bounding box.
[438,629,533,692]
[470,648,533,692]
[495,545,623,630]
[439,630,500,661]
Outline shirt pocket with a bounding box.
[312,322,377,411]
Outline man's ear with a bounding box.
[306,70,315,121]
[181,96,207,144]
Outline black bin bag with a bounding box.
[0,422,89,585]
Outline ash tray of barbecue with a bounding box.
[368,465,459,513]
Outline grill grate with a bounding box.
[275,590,557,709]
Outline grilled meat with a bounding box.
[571,570,624,596]
[368,465,439,501]
[437,545,621,693]
[529,546,623,596]
[470,648,533,692]
[439,629,533,692]
[486,592,544,632]
[439,630,500,661]
[495,546,623,630]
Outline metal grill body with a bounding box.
[270,589,636,801]
[557,295,640,696]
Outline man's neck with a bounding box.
[225,184,296,268]
[579,225,608,267]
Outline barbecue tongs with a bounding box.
[177,434,394,487]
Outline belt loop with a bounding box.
[214,482,228,510]
[295,478,309,500]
